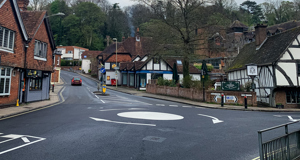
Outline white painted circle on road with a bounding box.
[117,112,184,120]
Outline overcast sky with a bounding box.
[108,0,266,8]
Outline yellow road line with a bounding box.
[0,87,66,121]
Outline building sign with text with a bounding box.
[26,70,42,78]
[221,81,240,91]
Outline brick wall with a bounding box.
[146,84,257,106]
[0,69,20,106]
[0,0,25,68]
[51,70,59,82]
[275,90,300,108]
[26,20,53,71]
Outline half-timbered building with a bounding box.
[227,24,300,108]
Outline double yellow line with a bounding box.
[0,87,66,121]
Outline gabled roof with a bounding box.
[102,37,154,59]
[3,0,29,40]
[227,27,300,71]
[20,11,46,38]
[20,10,56,50]
[230,20,248,29]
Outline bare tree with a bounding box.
[135,0,215,77]
[29,0,52,10]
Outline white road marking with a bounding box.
[288,116,300,122]
[0,134,45,155]
[117,112,184,120]
[21,137,30,143]
[156,104,165,106]
[99,108,147,112]
[169,105,178,107]
[90,117,156,126]
[182,106,193,108]
[198,114,224,124]
[100,100,105,103]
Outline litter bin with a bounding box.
[111,79,116,85]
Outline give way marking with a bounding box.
[0,133,45,155]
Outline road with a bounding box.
[0,70,299,160]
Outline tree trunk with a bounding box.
[183,56,189,78]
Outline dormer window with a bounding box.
[0,27,15,52]
[34,40,47,60]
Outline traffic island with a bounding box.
[93,91,109,96]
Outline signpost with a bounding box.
[246,63,258,92]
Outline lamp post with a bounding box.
[45,12,65,92]
[113,38,117,89]
[45,12,65,46]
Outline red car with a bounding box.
[71,77,82,86]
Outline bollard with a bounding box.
[16,99,19,106]
[244,96,247,109]
[52,84,54,92]
[221,94,224,107]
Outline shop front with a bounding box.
[24,69,51,102]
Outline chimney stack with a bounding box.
[122,36,125,42]
[255,24,267,47]
[17,0,29,11]
[135,28,140,42]
[106,35,110,47]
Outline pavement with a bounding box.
[0,79,65,119]
[1,71,299,120]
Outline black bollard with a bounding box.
[221,94,224,107]
[244,96,247,109]
[52,84,54,92]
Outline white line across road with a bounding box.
[169,105,178,107]
[156,104,165,106]
[182,106,193,108]
[0,134,45,155]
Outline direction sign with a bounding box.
[100,68,106,73]
[226,95,237,103]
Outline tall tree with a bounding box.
[240,1,265,25]
[136,0,212,78]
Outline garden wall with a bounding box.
[146,84,257,106]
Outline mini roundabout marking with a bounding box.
[90,110,184,127]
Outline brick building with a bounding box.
[0,0,55,106]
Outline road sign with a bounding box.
[100,68,106,73]
[112,64,116,69]
[221,81,240,91]
[225,95,237,103]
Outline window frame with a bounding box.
[29,77,43,91]
[286,91,300,104]
[34,40,47,60]
[0,67,12,96]
[0,27,15,53]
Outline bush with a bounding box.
[157,77,164,86]
[183,75,193,88]
[244,81,252,92]
[88,69,91,73]
[169,80,177,87]
[61,59,82,66]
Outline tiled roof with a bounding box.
[81,51,102,59]
[102,37,154,59]
[266,20,300,34]
[227,27,300,71]
[230,20,248,29]
[20,11,46,38]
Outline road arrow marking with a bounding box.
[288,116,300,122]
[90,117,156,126]
[198,114,224,124]
[21,137,30,143]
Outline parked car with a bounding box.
[71,77,82,86]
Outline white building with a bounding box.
[57,46,89,60]
[227,25,300,108]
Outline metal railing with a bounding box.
[258,121,300,160]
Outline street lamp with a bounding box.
[45,12,65,46]
[45,12,65,18]
[113,38,117,89]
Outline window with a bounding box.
[0,27,15,52]
[0,67,12,95]
[286,91,300,104]
[122,73,127,85]
[129,74,134,86]
[29,78,42,91]
[153,58,160,64]
[68,51,73,54]
[34,40,47,59]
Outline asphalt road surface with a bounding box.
[0,70,299,160]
